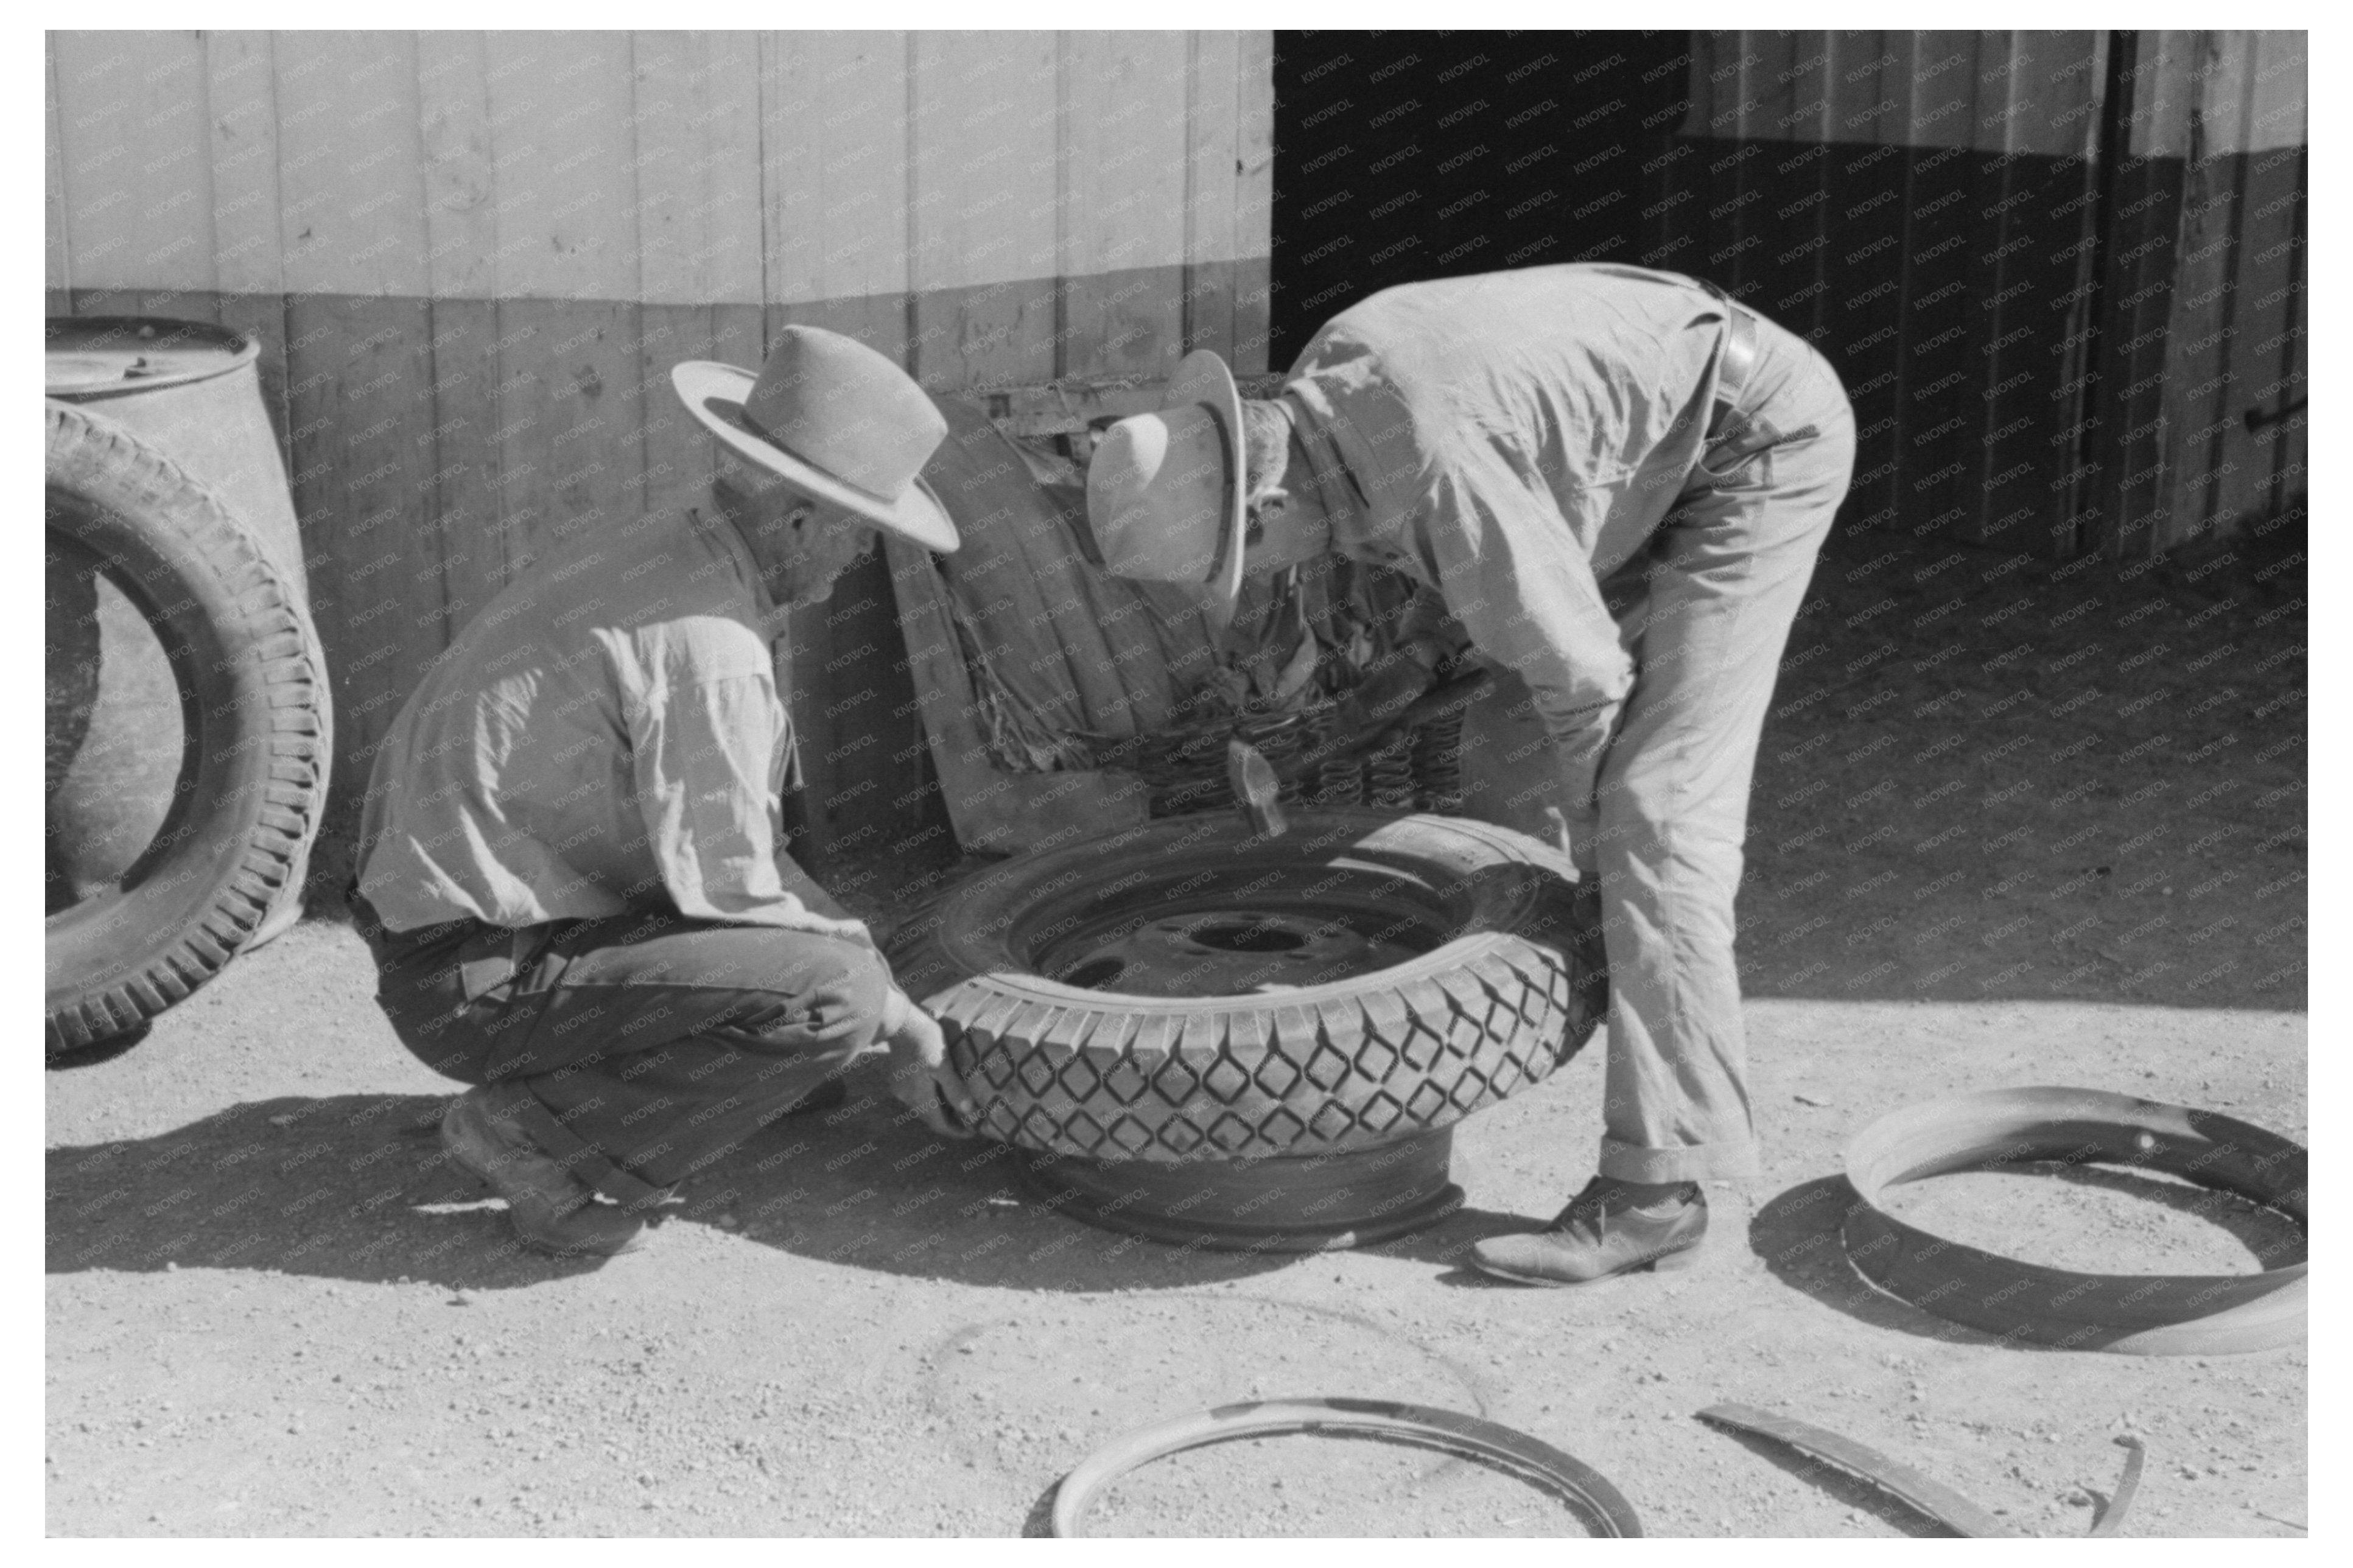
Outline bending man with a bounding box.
[1086,263,1854,1284]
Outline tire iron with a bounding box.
[1226,737,1288,839]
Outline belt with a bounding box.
[1711,292,1761,414]
[1700,280,1762,430]
[1696,282,1822,463]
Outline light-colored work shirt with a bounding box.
[356,506,871,947]
[1282,262,1736,820]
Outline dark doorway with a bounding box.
[1268,31,1694,367]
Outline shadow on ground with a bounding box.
[1730,520,2305,1013]
[44,1071,1299,1294]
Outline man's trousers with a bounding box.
[1461,313,1855,1186]
[1588,313,1856,1183]
[351,891,896,1206]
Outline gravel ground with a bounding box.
[48,518,2305,1537]
[46,919,2306,1538]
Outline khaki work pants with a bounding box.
[1466,317,1856,1186]
[351,889,894,1206]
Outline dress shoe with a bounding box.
[440,1088,647,1258]
[1467,1176,1706,1286]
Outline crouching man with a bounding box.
[1087,263,1854,1284]
[350,327,979,1258]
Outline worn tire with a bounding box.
[44,399,331,1055]
[888,810,1607,1161]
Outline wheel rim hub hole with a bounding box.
[1042,908,1428,996]
[1188,921,1310,954]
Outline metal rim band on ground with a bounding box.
[1839,1086,2306,1356]
[1697,1402,2147,1538]
[1014,1130,1464,1253]
[1048,1397,1643,1537]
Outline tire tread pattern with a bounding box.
[44,401,329,1054]
[889,812,1607,1161]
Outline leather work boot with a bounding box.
[1466,1177,1706,1286]
[440,1088,648,1258]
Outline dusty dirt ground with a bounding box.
[46,518,2306,1538]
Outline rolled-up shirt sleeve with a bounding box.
[627,665,875,945]
[1411,449,1634,823]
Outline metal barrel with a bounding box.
[46,316,323,944]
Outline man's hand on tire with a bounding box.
[1331,643,1440,740]
[1276,640,1447,784]
[1544,805,1601,880]
[880,990,980,1139]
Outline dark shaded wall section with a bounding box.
[1269,30,2306,564]
[1271,32,1689,364]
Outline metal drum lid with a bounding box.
[46,317,259,399]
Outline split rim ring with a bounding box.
[1840,1085,2307,1356]
[1048,1396,1644,1537]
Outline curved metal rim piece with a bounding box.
[1048,1397,1643,1538]
[1697,1403,2147,1539]
[46,315,261,397]
[1839,1086,2307,1356]
[1697,1402,2012,1536]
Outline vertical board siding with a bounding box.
[52,32,220,298]
[2214,29,2308,534]
[45,38,71,312]
[47,28,1276,861]
[633,30,766,589]
[203,33,292,458]
[482,31,650,578]
[415,30,508,645]
[763,30,911,356]
[1182,30,1242,359]
[1976,32,2103,554]
[1823,33,1910,533]
[1662,28,2302,562]
[909,31,1061,388]
[2085,29,2306,559]
[1060,31,1191,381]
[1230,29,1275,369]
[2164,32,2255,548]
[270,32,452,778]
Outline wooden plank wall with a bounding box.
[45,29,1276,863]
[2092,30,2308,559]
[1656,29,2305,562]
[1661,31,2109,558]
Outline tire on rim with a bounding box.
[44,399,331,1055]
[888,809,1606,1244]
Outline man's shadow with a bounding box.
[45,1071,1308,1293]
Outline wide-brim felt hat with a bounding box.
[1083,349,1247,625]
[673,326,959,554]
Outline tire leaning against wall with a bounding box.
[43,399,331,1056]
